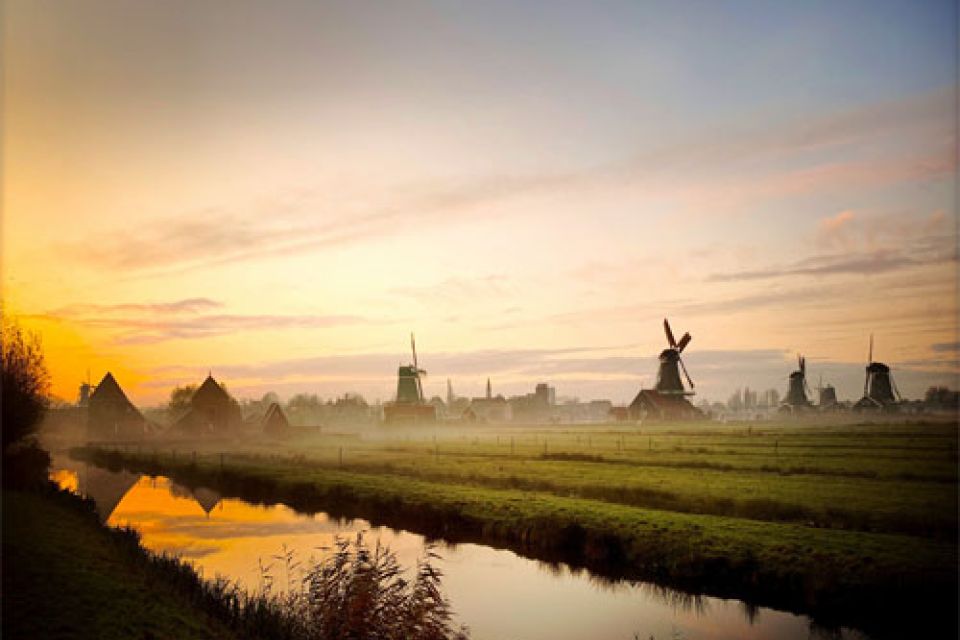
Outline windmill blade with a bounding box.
[663,318,677,348]
[868,334,873,365]
[678,356,695,389]
[411,333,418,370]
[676,332,692,353]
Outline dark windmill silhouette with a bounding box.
[384,334,437,423]
[855,335,901,411]
[817,375,838,410]
[781,354,812,411]
[628,319,702,420]
[656,318,695,395]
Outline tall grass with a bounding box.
[47,485,469,640]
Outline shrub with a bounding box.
[1,312,51,486]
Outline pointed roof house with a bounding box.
[261,402,290,437]
[193,374,233,407]
[87,372,147,440]
[174,374,242,435]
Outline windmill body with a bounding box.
[629,319,702,420]
[384,334,437,424]
[655,349,687,395]
[818,384,838,409]
[780,355,813,411]
[855,335,901,411]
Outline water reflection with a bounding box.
[51,458,868,640]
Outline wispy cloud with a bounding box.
[62,175,571,276]
[59,86,955,277]
[709,210,956,283]
[34,297,370,344]
[390,274,510,304]
[51,298,222,316]
[931,342,960,353]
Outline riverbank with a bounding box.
[2,487,238,639]
[74,444,957,638]
[4,482,472,640]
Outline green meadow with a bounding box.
[75,418,958,636]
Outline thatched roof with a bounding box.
[89,373,140,414]
[262,402,290,434]
[192,374,233,408]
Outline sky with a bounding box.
[3,0,958,406]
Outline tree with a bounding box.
[167,384,197,418]
[2,312,52,488]
[1,313,50,451]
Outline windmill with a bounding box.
[856,334,900,410]
[384,333,436,423]
[782,354,812,410]
[817,374,838,409]
[656,318,695,395]
[628,318,702,420]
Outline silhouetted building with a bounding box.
[384,335,436,423]
[781,355,812,412]
[87,372,148,440]
[627,319,702,421]
[818,384,838,409]
[508,382,556,422]
[261,402,290,436]
[629,390,702,420]
[174,374,242,435]
[854,336,901,411]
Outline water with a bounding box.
[51,458,867,640]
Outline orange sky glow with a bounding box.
[3,1,957,406]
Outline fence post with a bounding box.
[339,447,343,468]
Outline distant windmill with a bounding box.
[782,354,812,410]
[656,318,695,395]
[627,318,702,420]
[817,374,838,409]
[396,333,426,403]
[856,334,900,410]
[384,333,436,423]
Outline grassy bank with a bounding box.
[74,435,958,638]
[2,488,241,639]
[4,485,468,640]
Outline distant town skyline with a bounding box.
[3,0,957,405]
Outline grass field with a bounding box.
[2,489,236,640]
[73,418,958,637]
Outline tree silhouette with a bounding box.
[1,313,50,451]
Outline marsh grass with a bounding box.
[6,484,468,640]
